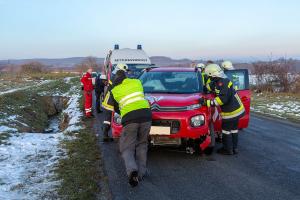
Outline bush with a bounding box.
[20,62,45,74]
[252,59,297,93]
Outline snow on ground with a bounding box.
[63,91,83,133]
[0,80,53,96]
[63,77,73,84]
[0,132,64,200]
[251,97,300,120]
[0,126,17,133]
[0,80,82,199]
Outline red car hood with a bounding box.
[145,93,202,107]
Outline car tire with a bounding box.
[204,122,215,155]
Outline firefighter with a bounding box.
[204,60,215,92]
[95,74,107,113]
[221,60,240,90]
[196,63,209,92]
[101,64,129,142]
[80,67,94,118]
[102,64,152,187]
[203,64,245,155]
[196,63,205,72]
[221,60,234,70]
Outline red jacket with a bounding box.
[81,72,94,91]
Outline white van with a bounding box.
[104,44,153,79]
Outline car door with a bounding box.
[224,69,251,129]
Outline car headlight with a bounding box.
[187,104,201,110]
[190,115,205,127]
[113,113,122,125]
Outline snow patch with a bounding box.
[0,126,17,133]
[0,81,83,199]
[63,86,83,133]
[0,80,53,96]
[0,133,64,199]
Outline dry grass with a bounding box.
[251,92,300,123]
[56,119,110,200]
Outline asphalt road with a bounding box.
[93,110,300,200]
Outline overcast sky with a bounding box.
[0,0,300,60]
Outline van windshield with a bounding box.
[139,71,202,94]
[112,64,152,78]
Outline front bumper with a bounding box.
[111,109,210,139]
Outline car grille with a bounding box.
[151,103,188,112]
[152,120,180,134]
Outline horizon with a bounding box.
[1,54,299,64]
[1,0,300,60]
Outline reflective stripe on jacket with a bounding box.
[111,78,150,118]
[212,78,245,121]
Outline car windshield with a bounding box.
[112,64,152,78]
[139,71,202,94]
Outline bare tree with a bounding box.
[20,62,45,74]
[252,59,296,92]
[76,56,102,73]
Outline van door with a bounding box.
[224,69,251,129]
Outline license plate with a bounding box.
[150,126,171,135]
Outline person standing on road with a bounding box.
[81,67,94,118]
[203,64,245,155]
[101,64,129,142]
[95,74,107,113]
[102,64,152,187]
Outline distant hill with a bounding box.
[1,56,300,72]
[150,56,198,67]
[0,57,105,69]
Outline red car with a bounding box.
[112,67,250,153]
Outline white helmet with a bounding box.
[196,63,205,70]
[116,63,129,71]
[112,63,129,74]
[100,74,107,80]
[221,61,234,70]
[205,64,226,78]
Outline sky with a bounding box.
[0,0,300,61]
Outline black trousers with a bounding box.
[222,119,239,150]
[95,91,102,112]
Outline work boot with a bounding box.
[232,133,238,154]
[129,171,139,187]
[217,134,233,155]
[103,135,113,142]
[103,131,113,142]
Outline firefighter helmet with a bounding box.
[205,64,225,78]
[196,63,205,70]
[116,63,129,72]
[221,61,234,70]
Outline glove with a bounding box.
[200,99,215,107]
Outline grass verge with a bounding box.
[56,106,110,199]
[0,78,76,132]
[251,92,300,123]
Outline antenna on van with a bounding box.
[114,44,119,50]
[137,44,142,50]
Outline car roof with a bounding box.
[149,67,197,72]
